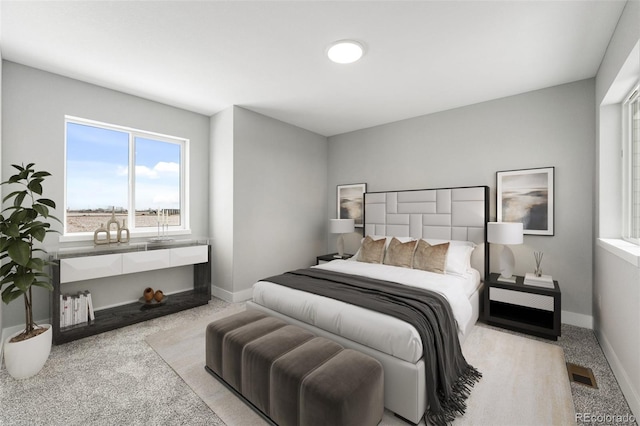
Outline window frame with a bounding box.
[63,116,190,241]
[623,85,639,245]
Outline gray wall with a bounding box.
[328,79,596,326]
[0,53,3,337]
[1,61,210,328]
[210,106,328,300]
[594,0,640,418]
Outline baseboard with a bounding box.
[211,285,253,303]
[561,310,593,329]
[596,329,640,419]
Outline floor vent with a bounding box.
[566,363,598,389]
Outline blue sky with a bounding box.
[66,122,181,211]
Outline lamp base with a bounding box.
[336,234,345,258]
[496,274,517,283]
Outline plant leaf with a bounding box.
[5,223,20,238]
[33,204,49,218]
[7,240,30,266]
[29,227,46,242]
[27,180,43,195]
[36,198,56,208]
[2,190,26,204]
[27,258,45,271]
[32,171,51,178]
[14,273,35,291]
[14,191,27,208]
[2,285,24,304]
[32,281,53,292]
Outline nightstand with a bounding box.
[484,273,561,340]
[316,253,353,265]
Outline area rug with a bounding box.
[146,310,576,426]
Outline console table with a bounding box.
[51,240,211,345]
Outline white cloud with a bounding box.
[135,162,179,179]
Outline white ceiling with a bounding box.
[0,0,628,137]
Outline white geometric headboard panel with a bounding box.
[364,186,488,245]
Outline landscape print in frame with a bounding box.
[337,183,366,228]
[497,167,554,235]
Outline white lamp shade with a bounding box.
[487,222,523,245]
[329,219,355,234]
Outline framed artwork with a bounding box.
[497,167,554,236]
[337,183,367,228]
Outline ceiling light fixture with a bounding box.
[327,40,364,64]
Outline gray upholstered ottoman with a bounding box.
[205,310,384,426]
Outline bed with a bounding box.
[246,186,489,424]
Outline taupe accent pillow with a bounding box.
[383,237,417,268]
[357,236,386,264]
[413,240,449,274]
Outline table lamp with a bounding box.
[487,221,523,283]
[330,219,355,258]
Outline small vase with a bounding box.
[154,290,164,302]
[534,268,542,277]
[143,287,154,302]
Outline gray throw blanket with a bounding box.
[263,267,481,426]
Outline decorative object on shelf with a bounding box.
[330,218,355,258]
[487,221,523,283]
[119,219,130,243]
[496,166,554,236]
[0,163,61,379]
[106,208,120,242]
[534,251,543,277]
[337,183,366,228]
[154,289,164,302]
[143,287,155,302]
[137,294,168,307]
[150,208,173,242]
[523,272,554,288]
[93,211,129,245]
[93,223,110,245]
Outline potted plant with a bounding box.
[0,163,60,379]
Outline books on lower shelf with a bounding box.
[524,273,554,288]
[60,290,95,328]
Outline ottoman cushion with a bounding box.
[222,316,286,391]
[205,310,268,376]
[300,348,384,426]
[242,325,315,414]
[269,336,344,426]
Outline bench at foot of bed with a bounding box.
[205,310,384,426]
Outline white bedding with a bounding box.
[251,260,479,364]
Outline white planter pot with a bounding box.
[3,324,52,380]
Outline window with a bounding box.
[623,86,639,244]
[65,117,188,237]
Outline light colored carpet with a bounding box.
[146,309,576,426]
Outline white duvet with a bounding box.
[251,260,478,363]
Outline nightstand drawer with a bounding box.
[489,287,554,312]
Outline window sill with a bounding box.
[597,238,640,268]
[58,229,192,244]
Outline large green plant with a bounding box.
[0,163,60,341]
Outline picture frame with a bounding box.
[497,167,554,236]
[337,183,367,228]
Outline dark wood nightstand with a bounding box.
[316,253,353,265]
[484,273,561,340]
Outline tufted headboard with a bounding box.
[363,186,489,279]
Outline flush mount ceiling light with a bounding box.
[327,40,364,64]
